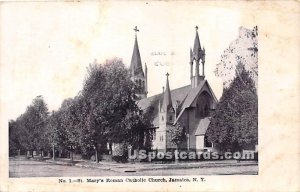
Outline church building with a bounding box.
[129,26,218,152]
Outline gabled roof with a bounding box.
[174,80,206,123]
[174,80,218,124]
[130,36,144,76]
[137,85,191,127]
[138,79,218,127]
[194,117,211,136]
[180,80,206,110]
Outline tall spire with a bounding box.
[190,26,206,88]
[190,48,193,63]
[193,26,201,61]
[161,73,172,111]
[130,26,144,76]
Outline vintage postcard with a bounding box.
[0,1,299,191]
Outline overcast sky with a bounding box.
[1,1,259,120]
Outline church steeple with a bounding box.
[130,26,144,77]
[159,72,175,129]
[190,48,193,79]
[130,26,147,99]
[190,26,206,88]
[193,26,201,61]
[161,73,173,112]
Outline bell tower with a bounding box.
[130,26,148,99]
[190,26,206,88]
[155,73,175,151]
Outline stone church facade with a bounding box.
[129,26,218,152]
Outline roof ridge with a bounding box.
[174,80,207,124]
[139,84,191,102]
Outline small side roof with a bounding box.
[194,117,211,136]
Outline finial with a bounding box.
[134,26,139,36]
[166,72,169,77]
[195,26,198,31]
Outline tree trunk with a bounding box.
[71,146,73,162]
[175,147,179,164]
[95,149,98,163]
[109,142,112,155]
[52,144,55,161]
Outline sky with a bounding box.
[0,1,258,120]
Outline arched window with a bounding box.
[195,91,211,118]
[138,79,141,87]
[200,107,204,117]
[196,104,200,117]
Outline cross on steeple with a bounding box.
[161,72,172,112]
[134,26,139,35]
[130,26,147,99]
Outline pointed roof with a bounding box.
[194,117,211,136]
[193,26,201,60]
[130,27,144,76]
[137,85,190,127]
[174,80,218,124]
[161,73,173,111]
[190,48,193,63]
